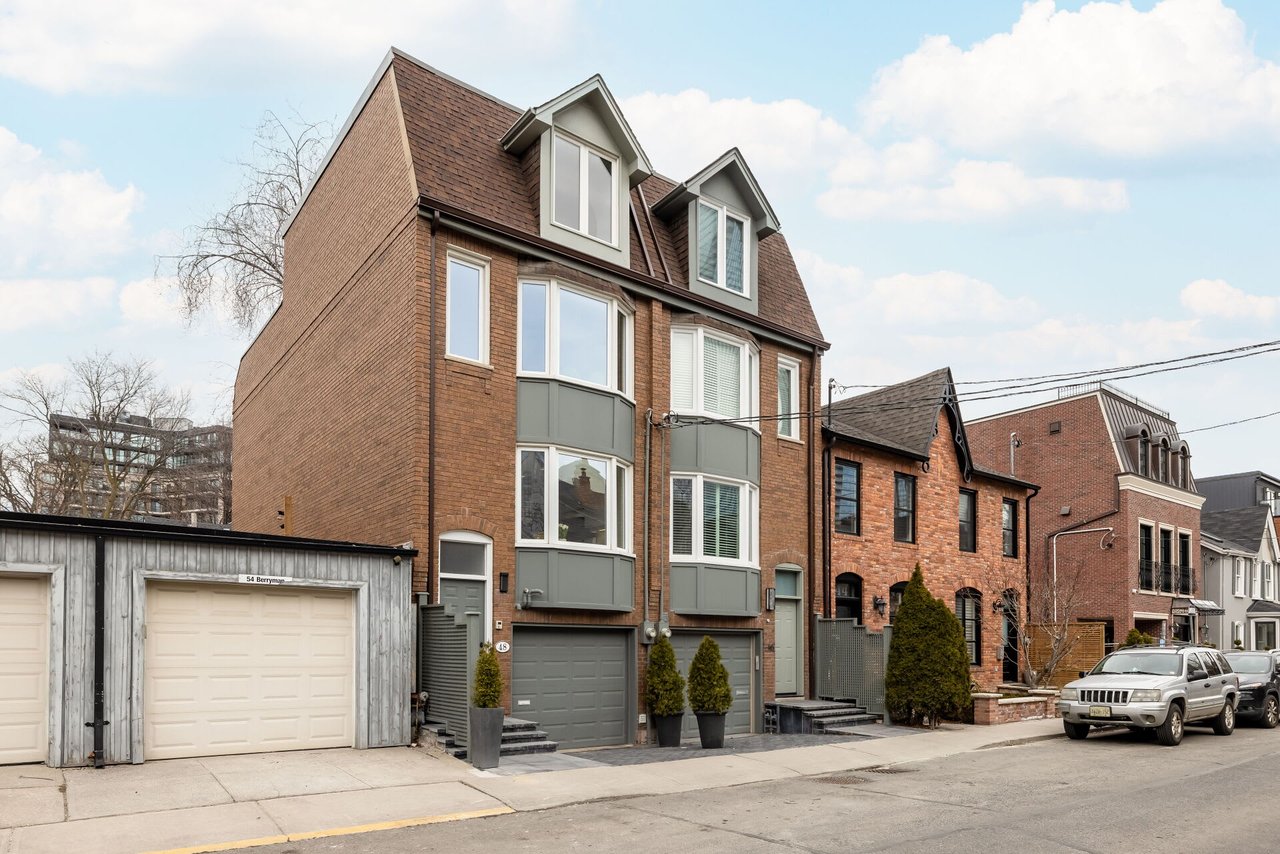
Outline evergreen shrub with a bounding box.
[885,564,971,727]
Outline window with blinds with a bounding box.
[703,335,742,418]
[956,589,982,665]
[703,481,741,559]
[669,474,756,565]
[669,327,756,423]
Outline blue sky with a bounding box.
[1,0,1278,475]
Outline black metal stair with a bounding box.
[426,716,558,759]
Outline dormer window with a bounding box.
[553,134,617,245]
[696,201,749,296]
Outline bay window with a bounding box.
[696,200,749,295]
[670,474,758,565]
[519,280,631,395]
[517,446,630,552]
[553,134,617,244]
[670,327,758,422]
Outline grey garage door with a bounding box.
[511,628,629,749]
[672,632,755,740]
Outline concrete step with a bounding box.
[804,706,869,719]
[502,717,539,732]
[501,728,551,744]
[450,739,559,759]
[814,714,881,731]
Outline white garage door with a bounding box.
[0,576,49,765]
[145,582,355,760]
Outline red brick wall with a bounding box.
[968,395,1201,643]
[829,412,1029,689]
[233,68,419,550]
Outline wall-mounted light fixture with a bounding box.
[498,572,509,594]
[872,595,887,616]
[765,587,776,611]
[992,598,1005,614]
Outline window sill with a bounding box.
[549,220,619,251]
[670,557,759,571]
[517,373,634,405]
[444,354,493,371]
[517,541,634,559]
[775,433,804,446]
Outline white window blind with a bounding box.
[703,335,742,418]
[670,330,696,411]
[672,477,694,555]
[703,481,741,559]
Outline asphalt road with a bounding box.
[258,722,1280,853]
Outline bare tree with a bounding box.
[0,353,192,520]
[160,110,332,332]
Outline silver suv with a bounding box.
[1058,644,1239,746]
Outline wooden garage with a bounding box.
[0,511,415,767]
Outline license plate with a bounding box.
[1089,705,1111,718]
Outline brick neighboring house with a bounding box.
[822,368,1036,689]
[232,49,826,749]
[968,382,1206,651]
[1198,471,1280,545]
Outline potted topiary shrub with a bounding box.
[468,642,504,769]
[645,635,685,746]
[687,635,733,749]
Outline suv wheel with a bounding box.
[1063,721,1090,740]
[1212,700,1236,736]
[1156,703,1184,746]
[1263,695,1279,729]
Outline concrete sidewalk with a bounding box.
[0,718,1063,853]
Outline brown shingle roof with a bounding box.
[388,52,824,344]
[826,368,955,459]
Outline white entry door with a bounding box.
[0,576,49,764]
[144,582,355,760]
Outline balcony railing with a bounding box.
[1139,560,1194,596]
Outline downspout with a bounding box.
[823,379,835,619]
[427,209,440,600]
[643,410,652,626]
[1023,484,1040,683]
[90,535,107,768]
[807,344,820,698]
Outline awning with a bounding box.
[1190,598,1225,616]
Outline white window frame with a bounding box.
[1234,558,1245,598]
[1252,559,1262,600]
[444,249,490,365]
[1253,618,1279,652]
[695,199,751,296]
[669,473,759,568]
[1267,562,1276,602]
[515,444,632,555]
[551,131,619,247]
[517,278,633,397]
[1233,620,1245,647]
[776,355,801,441]
[669,326,759,427]
[438,530,493,643]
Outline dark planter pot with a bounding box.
[652,713,684,747]
[468,707,504,769]
[695,712,726,749]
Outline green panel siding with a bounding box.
[516,548,634,611]
[669,563,761,616]
[669,422,760,485]
[511,627,631,749]
[517,379,635,461]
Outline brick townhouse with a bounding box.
[823,369,1035,689]
[968,383,1207,651]
[232,49,827,749]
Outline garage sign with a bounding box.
[238,574,294,585]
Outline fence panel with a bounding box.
[1028,622,1106,688]
[419,604,481,746]
[814,617,890,714]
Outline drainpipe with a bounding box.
[1023,484,1039,683]
[427,209,440,601]
[89,535,108,768]
[806,345,819,699]
[643,409,652,627]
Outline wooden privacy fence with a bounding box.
[418,604,481,747]
[813,617,891,715]
[1028,622,1106,688]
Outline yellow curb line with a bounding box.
[142,806,515,854]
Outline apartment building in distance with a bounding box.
[232,49,826,748]
[968,382,1207,650]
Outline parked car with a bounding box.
[1224,651,1280,728]
[1058,644,1240,746]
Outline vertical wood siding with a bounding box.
[0,526,412,766]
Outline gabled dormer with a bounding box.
[653,149,780,316]
[501,75,651,267]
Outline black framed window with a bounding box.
[956,588,982,665]
[1138,437,1150,476]
[834,459,860,535]
[1139,524,1154,591]
[958,489,977,552]
[1160,528,1174,593]
[1178,532,1192,595]
[894,473,916,543]
[1001,499,1018,557]
[835,572,863,623]
[888,580,908,624]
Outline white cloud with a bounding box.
[622,91,1128,222]
[864,0,1280,158]
[118,277,184,327]
[0,127,140,273]
[0,278,115,332]
[819,159,1128,221]
[0,0,576,95]
[1180,278,1279,320]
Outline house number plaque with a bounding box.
[495,641,511,653]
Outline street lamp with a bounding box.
[1050,527,1114,622]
